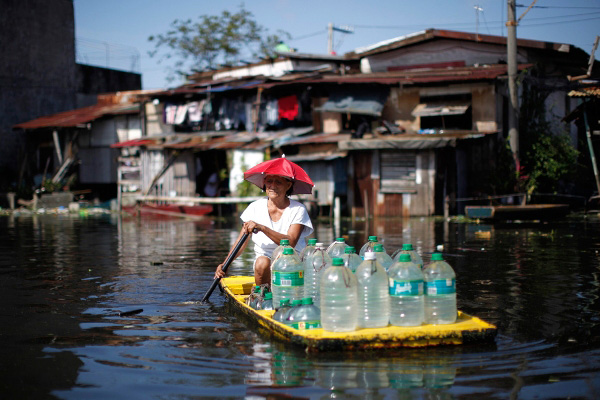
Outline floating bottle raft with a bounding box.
[219,276,497,352]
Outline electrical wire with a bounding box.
[516,4,600,9]
[289,29,327,42]
[354,11,600,31]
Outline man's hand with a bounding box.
[214,263,226,279]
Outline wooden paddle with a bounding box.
[201,232,250,302]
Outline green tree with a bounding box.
[148,5,290,82]
[518,79,579,195]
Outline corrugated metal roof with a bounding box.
[319,64,532,85]
[412,102,471,117]
[280,133,352,146]
[339,131,494,150]
[351,28,577,57]
[568,86,600,97]
[111,138,157,148]
[14,103,139,130]
[285,151,347,162]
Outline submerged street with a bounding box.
[1,212,599,399]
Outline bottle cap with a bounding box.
[368,235,378,242]
[399,254,412,262]
[373,244,384,252]
[335,237,345,243]
[280,239,290,245]
[308,239,317,245]
[364,251,376,260]
[301,297,313,305]
[344,246,356,254]
[332,257,344,266]
[431,252,444,261]
[264,293,273,299]
[402,243,414,251]
[283,248,294,255]
[291,299,302,306]
[280,298,290,307]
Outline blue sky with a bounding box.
[74,0,600,90]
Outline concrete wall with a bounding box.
[75,64,142,107]
[0,0,76,188]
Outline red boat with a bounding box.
[122,203,213,219]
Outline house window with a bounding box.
[380,151,417,193]
[413,93,472,130]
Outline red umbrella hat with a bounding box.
[243,157,314,195]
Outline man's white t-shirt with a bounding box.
[241,197,313,259]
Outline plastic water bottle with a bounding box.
[288,298,321,330]
[271,248,304,307]
[320,257,358,332]
[341,246,362,273]
[300,238,318,262]
[249,286,264,309]
[303,243,332,305]
[355,251,390,328]
[373,243,393,271]
[388,254,425,326]
[392,243,424,269]
[272,298,291,322]
[423,253,457,324]
[284,299,303,325]
[246,286,261,307]
[359,236,386,259]
[327,237,349,258]
[258,292,274,310]
[272,239,294,262]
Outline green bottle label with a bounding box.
[425,279,456,296]
[273,270,304,287]
[389,279,424,296]
[291,320,321,330]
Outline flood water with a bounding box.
[1,211,599,399]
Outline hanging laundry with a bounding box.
[245,101,254,132]
[278,95,298,120]
[266,99,279,125]
[188,100,205,123]
[174,103,188,125]
[164,104,177,124]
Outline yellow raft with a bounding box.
[220,276,497,352]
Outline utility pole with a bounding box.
[506,0,519,172]
[474,5,483,40]
[506,0,538,173]
[327,23,333,54]
[327,23,354,54]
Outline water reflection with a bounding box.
[244,345,459,399]
[1,213,599,399]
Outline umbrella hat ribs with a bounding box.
[243,157,314,195]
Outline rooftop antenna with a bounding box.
[474,5,484,40]
[327,23,354,54]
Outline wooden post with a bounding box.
[254,87,263,133]
[52,130,63,166]
[584,102,600,196]
[507,0,520,171]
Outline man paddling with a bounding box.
[214,158,314,286]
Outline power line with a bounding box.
[289,29,327,42]
[353,11,600,31]
[520,15,600,28]
[516,4,600,9]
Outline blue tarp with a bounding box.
[315,88,389,116]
